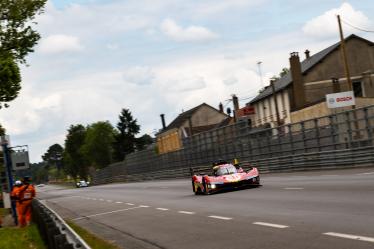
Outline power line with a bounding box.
[341,18,374,33]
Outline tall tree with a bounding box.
[82,121,116,169]
[0,0,47,63]
[0,55,21,109]
[0,0,46,109]
[135,134,154,151]
[113,108,140,161]
[42,143,64,169]
[63,124,87,180]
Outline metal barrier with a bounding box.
[93,105,374,184]
[32,199,91,249]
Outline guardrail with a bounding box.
[32,199,91,249]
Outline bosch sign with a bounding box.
[326,91,355,108]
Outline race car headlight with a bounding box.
[209,184,216,189]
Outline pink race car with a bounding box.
[191,161,260,195]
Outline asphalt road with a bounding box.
[37,168,374,249]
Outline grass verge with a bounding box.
[0,224,46,249]
[67,220,120,249]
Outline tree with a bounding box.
[113,109,140,161]
[0,55,21,109]
[42,143,64,169]
[82,121,116,169]
[0,0,47,64]
[0,124,5,136]
[270,67,290,81]
[135,134,154,151]
[63,124,87,180]
[0,0,47,109]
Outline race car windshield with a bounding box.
[215,165,237,176]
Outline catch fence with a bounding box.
[93,105,374,184]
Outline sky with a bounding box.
[1,0,374,162]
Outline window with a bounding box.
[353,81,363,97]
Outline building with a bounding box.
[248,34,374,127]
[157,103,230,154]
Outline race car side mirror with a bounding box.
[238,167,244,173]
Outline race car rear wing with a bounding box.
[190,162,253,176]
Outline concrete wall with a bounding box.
[291,97,374,123]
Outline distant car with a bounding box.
[36,184,45,187]
[76,180,90,188]
[191,161,260,195]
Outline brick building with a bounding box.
[248,34,374,127]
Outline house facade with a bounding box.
[249,34,374,127]
[157,103,229,154]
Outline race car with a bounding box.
[76,180,90,188]
[191,160,260,194]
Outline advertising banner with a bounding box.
[326,91,355,108]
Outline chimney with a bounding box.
[232,94,239,123]
[305,49,310,59]
[160,114,166,129]
[218,102,224,113]
[226,107,232,117]
[289,52,305,110]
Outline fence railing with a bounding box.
[93,105,374,184]
[32,199,91,249]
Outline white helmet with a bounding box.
[15,180,22,186]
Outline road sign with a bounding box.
[326,91,355,108]
[11,150,30,171]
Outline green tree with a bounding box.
[0,0,47,63]
[113,108,140,161]
[0,0,47,109]
[270,67,290,81]
[135,134,154,151]
[82,121,116,169]
[42,143,64,169]
[63,124,87,180]
[0,124,5,136]
[0,55,21,109]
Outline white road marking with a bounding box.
[139,205,150,208]
[99,199,104,201]
[208,215,232,220]
[178,211,195,215]
[115,201,123,204]
[357,172,374,175]
[72,206,145,221]
[156,208,169,211]
[106,200,112,202]
[321,175,339,177]
[126,203,135,206]
[253,222,289,229]
[324,232,374,243]
[284,187,304,190]
[92,198,97,201]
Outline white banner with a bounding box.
[326,91,355,108]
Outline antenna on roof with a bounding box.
[257,61,264,88]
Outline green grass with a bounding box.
[0,224,46,249]
[0,208,10,216]
[67,220,120,249]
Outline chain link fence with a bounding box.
[93,105,374,184]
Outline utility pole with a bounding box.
[1,139,18,225]
[270,80,281,126]
[337,15,353,91]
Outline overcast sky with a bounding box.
[1,0,374,162]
